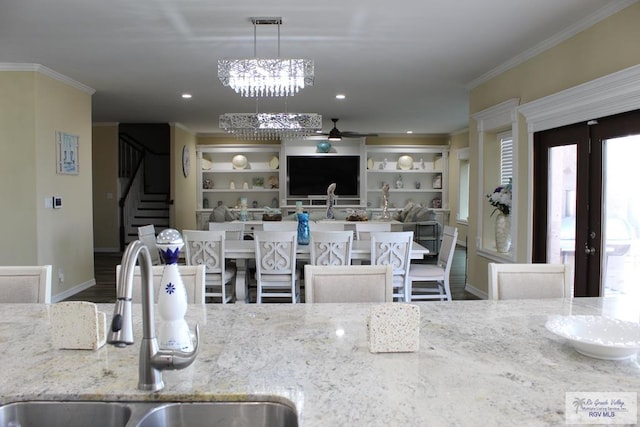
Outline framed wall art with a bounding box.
[56,131,79,175]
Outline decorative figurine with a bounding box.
[326,182,336,220]
[239,197,248,221]
[381,183,390,220]
[396,175,404,189]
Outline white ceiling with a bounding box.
[0,0,629,136]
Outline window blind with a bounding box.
[498,132,513,185]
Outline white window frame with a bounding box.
[457,148,470,223]
[471,98,519,261]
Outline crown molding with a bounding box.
[0,63,95,95]
[519,64,640,132]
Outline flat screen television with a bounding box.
[287,155,360,197]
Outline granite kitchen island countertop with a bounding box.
[0,298,638,426]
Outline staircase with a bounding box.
[125,192,170,245]
[119,133,170,250]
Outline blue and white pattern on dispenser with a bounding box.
[156,229,193,352]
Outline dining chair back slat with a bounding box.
[409,225,458,301]
[370,231,413,301]
[309,231,353,266]
[488,263,573,300]
[183,229,235,303]
[0,265,52,303]
[138,224,162,265]
[304,265,393,303]
[115,264,206,304]
[254,231,300,303]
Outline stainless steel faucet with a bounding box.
[107,240,199,391]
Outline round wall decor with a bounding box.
[182,145,190,177]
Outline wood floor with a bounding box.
[66,246,478,303]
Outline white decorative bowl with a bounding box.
[397,155,414,170]
[269,155,279,170]
[200,158,213,170]
[232,154,248,169]
[545,315,640,360]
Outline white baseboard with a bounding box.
[464,282,488,300]
[52,279,96,303]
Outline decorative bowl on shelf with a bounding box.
[232,154,248,169]
[545,315,640,360]
[316,141,331,153]
[201,158,213,170]
[397,155,414,170]
[269,155,279,170]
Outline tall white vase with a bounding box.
[495,213,511,253]
[156,229,193,352]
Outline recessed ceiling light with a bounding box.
[181,93,192,99]
[335,94,346,100]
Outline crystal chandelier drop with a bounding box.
[218,58,314,97]
[217,17,314,97]
[219,113,322,140]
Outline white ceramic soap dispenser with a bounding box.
[155,229,193,351]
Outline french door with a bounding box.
[533,109,640,298]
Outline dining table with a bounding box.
[225,239,430,303]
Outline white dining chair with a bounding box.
[115,264,206,304]
[355,222,391,240]
[182,230,235,303]
[370,231,413,301]
[138,224,162,265]
[409,225,458,301]
[261,221,298,231]
[488,263,573,300]
[209,222,245,240]
[309,231,353,266]
[304,265,393,303]
[254,231,300,303]
[0,265,52,303]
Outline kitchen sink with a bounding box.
[0,401,132,427]
[134,401,298,427]
[0,400,297,427]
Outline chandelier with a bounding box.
[219,113,322,140]
[218,17,314,97]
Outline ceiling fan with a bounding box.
[324,118,377,141]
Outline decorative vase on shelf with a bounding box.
[494,212,511,253]
[297,212,310,245]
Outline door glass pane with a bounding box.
[547,145,576,292]
[602,135,640,299]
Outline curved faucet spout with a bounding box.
[108,239,199,392]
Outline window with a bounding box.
[498,131,513,185]
[457,148,470,222]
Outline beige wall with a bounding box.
[92,124,119,251]
[0,72,38,263]
[467,2,640,297]
[171,124,198,231]
[0,68,94,301]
